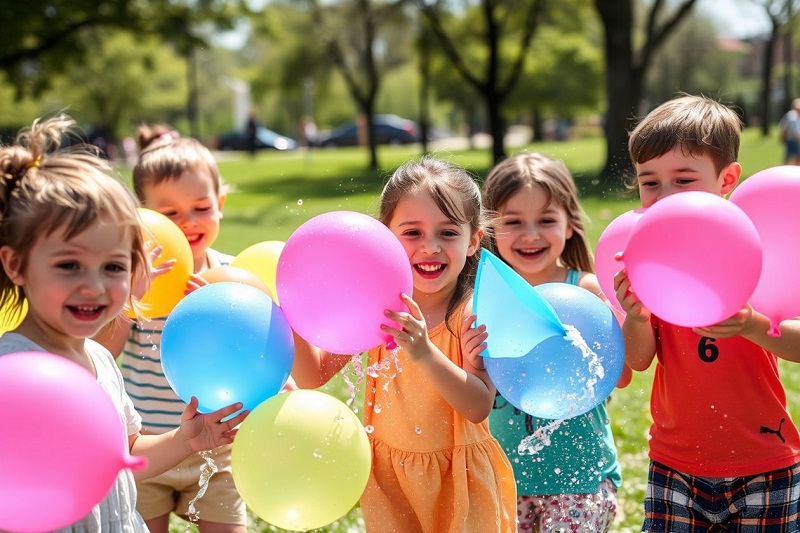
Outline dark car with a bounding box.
[315,114,420,147]
[216,126,297,151]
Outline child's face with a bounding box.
[635,147,740,208]
[495,184,573,285]
[141,171,225,271]
[1,218,133,342]
[387,189,480,297]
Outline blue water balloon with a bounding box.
[474,252,625,419]
[474,250,565,358]
[162,282,294,415]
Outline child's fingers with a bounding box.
[182,396,199,420]
[399,293,423,320]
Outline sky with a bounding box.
[698,0,771,38]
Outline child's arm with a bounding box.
[128,397,246,480]
[291,332,352,389]
[383,294,494,423]
[614,269,657,371]
[694,308,800,362]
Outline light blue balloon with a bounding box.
[483,282,625,420]
[474,250,565,358]
[162,282,294,414]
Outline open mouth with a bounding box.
[185,234,203,246]
[414,262,445,279]
[515,247,546,259]
[67,305,105,321]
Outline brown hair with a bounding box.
[132,124,228,201]
[482,151,594,273]
[0,114,148,316]
[629,94,742,179]
[379,156,484,331]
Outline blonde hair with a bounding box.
[629,94,742,177]
[482,151,594,273]
[132,124,228,201]
[379,156,485,331]
[0,114,148,315]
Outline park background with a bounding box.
[3,0,800,531]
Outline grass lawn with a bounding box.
[170,129,800,532]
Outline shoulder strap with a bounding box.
[566,268,580,286]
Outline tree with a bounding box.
[414,0,548,163]
[750,0,799,135]
[0,0,247,135]
[299,0,412,169]
[594,0,698,187]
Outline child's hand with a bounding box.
[185,273,209,296]
[613,269,651,323]
[693,304,755,339]
[179,396,248,451]
[382,293,432,361]
[133,245,176,300]
[460,313,487,370]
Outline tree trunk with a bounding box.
[760,22,780,136]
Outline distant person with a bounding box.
[301,116,317,148]
[245,110,259,156]
[779,98,800,164]
[615,94,800,532]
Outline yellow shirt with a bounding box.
[361,308,517,532]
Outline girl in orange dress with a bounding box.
[293,156,516,532]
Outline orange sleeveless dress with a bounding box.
[360,308,517,532]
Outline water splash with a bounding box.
[341,353,364,408]
[518,418,566,456]
[563,324,605,406]
[186,450,218,523]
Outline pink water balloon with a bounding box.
[595,208,646,313]
[0,352,146,532]
[277,211,414,354]
[621,191,762,328]
[730,165,800,335]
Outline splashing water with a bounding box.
[561,324,605,407]
[186,451,218,524]
[518,419,566,456]
[341,353,365,408]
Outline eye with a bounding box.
[159,209,179,218]
[441,229,460,238]
[400,229,421,237]
[539,218,557,225]
[105,263,129,273]
[639,180,658,189]
[195,205,211,213]
[502,218,520,226]
[676,178,696,185]
[56,261,80,271]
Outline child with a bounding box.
[0,115,246,531]
[291,156,517,532]
[472,152,627,532]
[614,94,800,531]
[95,125,249,533]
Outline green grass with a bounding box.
[170,128,796,532]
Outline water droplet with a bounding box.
[297,199,304,205]
[554,468,562,475]
[414,426,422,435]
[374,404,382,413]
[151,345,158,351]
[313,449,322,458]
[334,416,344,423]
[365,425,374,434]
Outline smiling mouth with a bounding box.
[185,234,203,245]
[516,247,546,258]
[67,305,105,320]
[415,263,445,278]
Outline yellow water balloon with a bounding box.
[231,390,371,531]
[0,300,26,334]
[230,241,284,304]
[135,208,193,318]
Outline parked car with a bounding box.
[216,126,297,151]
[315,114,420,147]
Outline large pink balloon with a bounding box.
[730,165,800,335]
[595,208,646,313]
[621,191,762,328]
[277,211,414,354]
[0,352,146,532]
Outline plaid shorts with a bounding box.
[643,460,800,532]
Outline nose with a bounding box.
[79,271,104,296]
[521,222,539,241]
[420,236,441,254]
